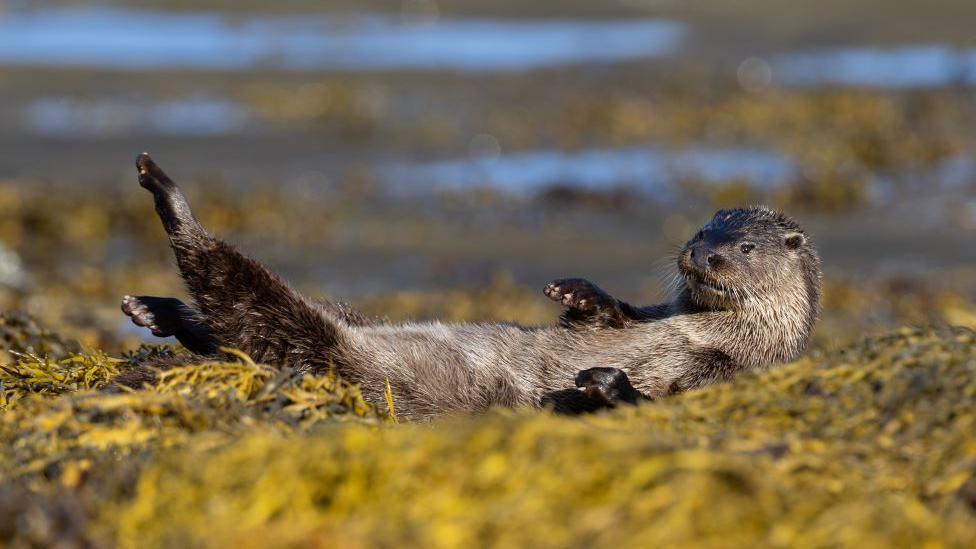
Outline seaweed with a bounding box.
[0,318,974,547]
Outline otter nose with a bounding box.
[691,247,722,270]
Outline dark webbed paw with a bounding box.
[135,153,200,236]
[544,278,617,312]
[121,295,218,356]
[575,367,641,408]
[122,295,182,338]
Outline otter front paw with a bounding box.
[546,278,629,328]
[576,367,641,408]
[544,278,616,312]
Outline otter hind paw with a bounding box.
[575,367,641,407]
[121,295,183,338]
[135,152,176,195]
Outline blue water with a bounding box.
[774,45,976,88]
[5,7,974,88]
[0,8,686,72]
[24,96,251,136]
[384,146,798,196]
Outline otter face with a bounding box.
[678,207,812,309]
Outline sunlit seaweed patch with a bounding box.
[0,315,974,547]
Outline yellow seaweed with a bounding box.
[0,319,974,547]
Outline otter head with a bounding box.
[678,207,822,334]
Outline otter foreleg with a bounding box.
[133,153,343,373]
[544,278,674,329]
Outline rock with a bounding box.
[0,243,27,291]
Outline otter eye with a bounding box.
[739,243,755,254]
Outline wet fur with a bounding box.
[120,154,822,421]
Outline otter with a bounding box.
[118,153,822,420]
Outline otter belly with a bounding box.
[342,323,560,420]
[340,320,696,420]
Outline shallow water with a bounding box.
[383,146,798,196]
[0,8,686,72]
[5,7,974,90]
[774,45,976,88]
[23,96,252,136]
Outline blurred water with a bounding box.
[23,96,251,136]
[934,156,976,188]
[384,146,798,196]
[775,45,976,88]
[6,7,974,88]
[0,8,686,72]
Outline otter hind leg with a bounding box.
[133,153,345,374]
[121,295,218,356]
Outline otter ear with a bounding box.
[784,232,805,250]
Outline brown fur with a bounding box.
[118,154,822,421]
